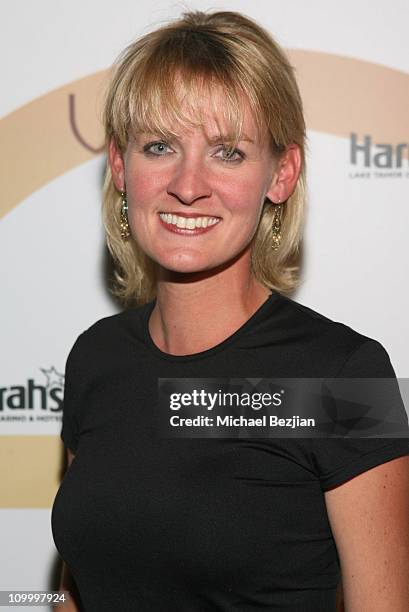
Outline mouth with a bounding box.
[158,212,222,233]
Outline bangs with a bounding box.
[109,28,267,150]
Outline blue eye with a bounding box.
[142,141,245,163]
[143,141,171,156]
[217,146,245,163]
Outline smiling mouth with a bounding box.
[158,212,221,230]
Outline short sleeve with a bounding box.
[60,332,87,454]
[310,339,409,492]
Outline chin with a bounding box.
[155,252,223,275]
[160,260,213,275]
[157,250,247,279]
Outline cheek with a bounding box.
[220,168,266,206]
[219,181,264,226]
[131,186,149,206]
[124,163,266,224]
[125,167,160,206]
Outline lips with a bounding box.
[158,211,222,233]
[158,211,221,218]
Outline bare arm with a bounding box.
[54,448,81,612]
[325,455,409,611]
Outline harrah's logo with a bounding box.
[350,133,409,169]
[0,367,64,413]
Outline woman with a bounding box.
[51,9,409,611]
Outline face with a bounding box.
[110,92,283,276]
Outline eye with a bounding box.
[143,141,172,156]
[215,146,245,163]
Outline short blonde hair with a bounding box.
[102,9,308,306]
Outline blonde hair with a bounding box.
[102,9,308,306]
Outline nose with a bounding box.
[166,156,212,206]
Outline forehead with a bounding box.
[128,72,267,146]
[159,99,259,144]
[189,93,259,139]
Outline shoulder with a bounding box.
[66,302,151,362]
[271,293,394,377]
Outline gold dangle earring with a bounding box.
[271,198,283,250]
[119,190,130,240]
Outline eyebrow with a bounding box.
[206,134,255,145]
[135,130,255,145]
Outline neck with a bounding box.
[149,257,271,356]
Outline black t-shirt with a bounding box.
[51,291,409,611]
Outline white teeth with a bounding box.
[159,213,221,229]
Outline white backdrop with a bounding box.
[1,0,408,605]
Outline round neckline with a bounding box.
[142,290,280,362]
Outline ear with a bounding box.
[265,143,302,203]
[108,137,125,191]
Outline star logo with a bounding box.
[41,366,65,389]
